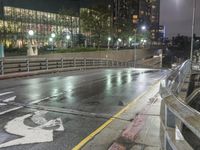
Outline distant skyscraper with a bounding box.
[112,0,160,43]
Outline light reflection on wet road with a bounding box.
[0,68,165,150]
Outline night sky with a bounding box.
[160,0,200,38]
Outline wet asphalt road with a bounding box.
[0,68,165,150]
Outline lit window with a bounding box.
[132,15,138,19]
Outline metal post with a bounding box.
[0,59,4,75]
[46,59,48,70]
[93,59,95,66]
[84,58,86,68]
[74,58,76,67]
[107,40,110,50]
[134,29,137,68]
[190,0,196,61]
[26,59,30,72]
[61,58,63,68]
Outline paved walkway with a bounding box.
[81,82,161,150]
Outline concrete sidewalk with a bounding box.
[80,82,161,150]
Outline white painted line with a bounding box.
[0,92,14,97]
[0,107,23,115]
[0,103,7,106]
[3,96,16,103]
[29,97,50,105]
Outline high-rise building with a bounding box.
[112,0,160,43]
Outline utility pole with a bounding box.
[190,0,196,61]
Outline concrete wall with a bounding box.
[39,49,155,61]
[5,49,155,62]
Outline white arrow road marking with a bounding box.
[0,92,14,97]
[2,96,16,103]
[31,111,64,131]
[0,112,64,148]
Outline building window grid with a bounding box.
[1,6,79,46]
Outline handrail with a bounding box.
[160,59,200,150]
[0,57,133,76]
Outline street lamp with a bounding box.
[28,30,34,36]
[49,37,53,42]
[66,35,70,48]
[51,33,56,38]
[28,30,34,44]
[27,30,34,56]
[141,25,146,31]
[50,33,56,50]
[108,37,111,50]
[117,38,122,50]
[129,37,132,47]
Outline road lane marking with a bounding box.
[0,106,23,115]
[0,111,64,148]
[0,91,14,96]
[72,80,160,150]
[3,96,16,102]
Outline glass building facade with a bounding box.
[0,6,79,48]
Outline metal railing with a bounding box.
[160,60,200,150]
[160,60,191,98]
[0,57,134,76]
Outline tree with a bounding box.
[59,8,78,47]
[80,6,110,48]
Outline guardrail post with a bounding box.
[26,59,30,72]
[93,59,95,66]
[165,105,175,128]
[74,58,76,67]
[0,59,4,75]
[61,58,63,68]
[84,58,86,68]
[46,58,48,70]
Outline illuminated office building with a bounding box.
[0,0,80,48]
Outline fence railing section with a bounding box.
[160,60,200,150]
[0,58,135,75]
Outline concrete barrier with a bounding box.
[6,49,155,62]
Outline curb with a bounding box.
[0,66,117,80]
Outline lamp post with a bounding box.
[134,25,146,67]
[49,37,53,50]
[66,35,70,48]
[108,37,111,50]
[129,37,132,47]
[191,0,196,61]
[117,38,122,50]
[141,25,146,31]
[27,30,34,56]
[28,30,34,44]
[50,33,56,50]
